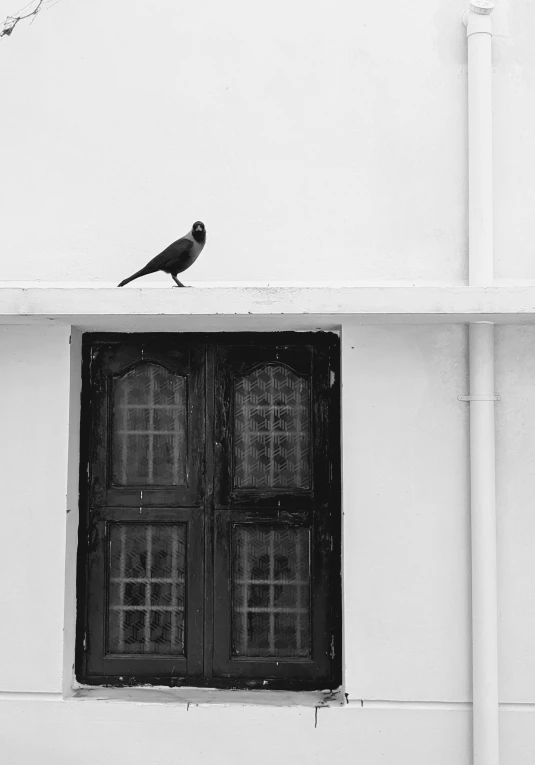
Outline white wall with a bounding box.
[0,322,473,763]
[0,702,472,765]
[2,0,535,761]
[0,0,473,284]
[496,326,535,702]
[3,321,535,760]
[0,700,528,765]
[0,0,529,285]
[342,323,471,702]
[0,325,73,692]
[493,1,535,281]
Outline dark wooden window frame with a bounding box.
[76,332,341,691]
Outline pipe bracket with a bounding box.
[458,394,500,402]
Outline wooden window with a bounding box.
[76,333,341,690]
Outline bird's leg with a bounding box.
[172,275,186,288]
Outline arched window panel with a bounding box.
[234,364,311,490]
[111,363,187,486]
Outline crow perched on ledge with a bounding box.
[117,221,206,287]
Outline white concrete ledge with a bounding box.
[2,285,535,330]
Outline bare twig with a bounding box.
[1,0,59,38]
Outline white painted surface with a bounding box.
[0,701,472,765]
[0,326,74,692]
[469,323,500,765]
[467,4,494,287]
[496,327,535,702]
[2,321,535,759]
[0,0,470,284]
[3,285,535,325]
[0,0,530,284]
[493,0,535,280]
[342,324,471,702]
[466,8,499,760]
[501,710,535,765]
[1,0,535,759]
[62,328,82,695]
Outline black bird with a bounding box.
[117,221,206,287]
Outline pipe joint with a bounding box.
[470,0,494,14]
[464,1,494,35]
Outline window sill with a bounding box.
[69,685,346,707]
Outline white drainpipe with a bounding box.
[463,3,499,764]
[467,320,499,765]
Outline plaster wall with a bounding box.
[0,321,477,763]
[0,702,472,765]
[493,1,535,281]
[0,325,73,692]
[1,0,534,760]
[342,322,471,701]
[0,0,509,284]
[496,326,535,701]
[2,0,531,284]
[0,0,529,285]
[2,703,535,765]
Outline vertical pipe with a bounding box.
[467,1,494,287]
[469,323,499,765]
[465,3,499,765]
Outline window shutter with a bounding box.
[77,333,340,690]
[210,339,340,688]
[78,339,205,683]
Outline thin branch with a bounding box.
[1,0,58,38]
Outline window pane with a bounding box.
[107,523,186,655]
[111,364,187,485]
[234,365,310,489]
[231,526,311,658]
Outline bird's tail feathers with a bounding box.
[117,266,156,287]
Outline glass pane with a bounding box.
[107,523,186,655]
[231,526,311,658]
[111,364,187,486]
[234,365,310,489]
